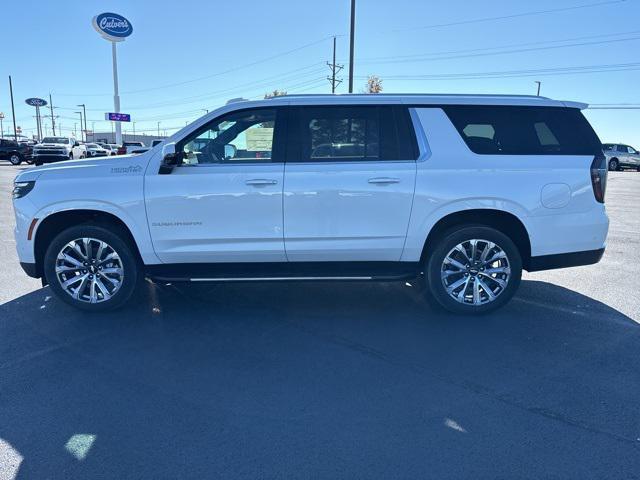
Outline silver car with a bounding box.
[603,144,640,171]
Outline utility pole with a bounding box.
[9,76,18,140]
[74,123,77,137]
[133,121,136,139]
[48,93,56,135]
[77,104,87,141]
[75,111,84,141]
[535,81,542,96]
[348,0,356,93]
[327,36,344,93]
[0,112,4,138]
[157,121,160,137]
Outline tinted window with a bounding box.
[179,108,280,165]
[602,144,614,151]
[616,145,627,153]
[444,106,602,155]
[291,106,418,162]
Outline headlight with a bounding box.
[13,181,35,199]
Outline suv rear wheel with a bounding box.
[9,153,22,165]
[425,226,522,315]
[608,158,619,171]
[44,224,141,311]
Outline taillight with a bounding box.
[590,152,607,203]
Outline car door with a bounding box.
[145,107,287,263]
[283,105,418,262]
[616,145,630,166]
[627,146,640,166]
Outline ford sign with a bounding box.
[92,13,133,42]
[25,97,47,107]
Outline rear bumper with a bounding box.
[527,248,605,272]
[20,261,39,278]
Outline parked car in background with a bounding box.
[85,143,110,157]
[32,136,85,166]
[117,141,145,155]
[602,143,640,171]
[130,139,163,155]
[0,138,33,165]
[12,94,609,315]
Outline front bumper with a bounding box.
[33,154,69,163]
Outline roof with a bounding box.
[256,93,586,109]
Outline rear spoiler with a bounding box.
[562,101,588,110]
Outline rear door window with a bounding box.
[444,106,602,155]
[289,106,418,162]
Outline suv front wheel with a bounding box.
[425,226,522,315]
[44,224,141,311]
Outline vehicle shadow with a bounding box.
[0,280,638,479]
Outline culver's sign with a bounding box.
[92,13,133,42]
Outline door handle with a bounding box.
[245,179,278,186]
[368,177,400,185]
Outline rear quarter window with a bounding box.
[444,106,602,156]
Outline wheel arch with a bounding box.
[420,209,532,269]
[33,209,143,279]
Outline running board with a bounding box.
[145,261,421,283]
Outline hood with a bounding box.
[36,142,70,147]
[14,153,149,183]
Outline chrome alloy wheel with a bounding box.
[441,239,511,306]
[55,237,124,303]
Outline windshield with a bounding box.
[86,143,98,148]
[42,137,69,144]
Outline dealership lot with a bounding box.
[0,164,638,477]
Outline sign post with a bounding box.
[92,12,133,146]
[25,98,47,141]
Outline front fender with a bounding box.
[30,200,160,265]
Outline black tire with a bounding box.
[425,226,522,315]
[608,158,619,171]
[69,153,74,160]
[44,224,141,312]
[9,153,22,165]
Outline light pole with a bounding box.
[0,112,4,138]
[535,81,542,96]
[157,121,160,137]
[133,121,136,139]
[77,104,87,139]
[75,111,84,141]
[348,0,356,93]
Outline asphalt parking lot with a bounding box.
[0,164,638,479]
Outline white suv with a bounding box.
[32,136,86,165]
[12,94,609,314]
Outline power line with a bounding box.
[53,36,337,97]
[370,62,640,80]
[390,0,627,32]
[355,31,640,65]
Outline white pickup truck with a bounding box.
[32,137,86,166]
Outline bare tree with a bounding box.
[365,75,383,94]
[264,90,288,99]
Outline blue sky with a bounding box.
[1,0,639,144]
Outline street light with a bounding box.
[77,104,87,140]
[74,111,84,141]
[157,121,160,137]
[535,81,542,96]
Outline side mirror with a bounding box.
[159,142,182,174]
